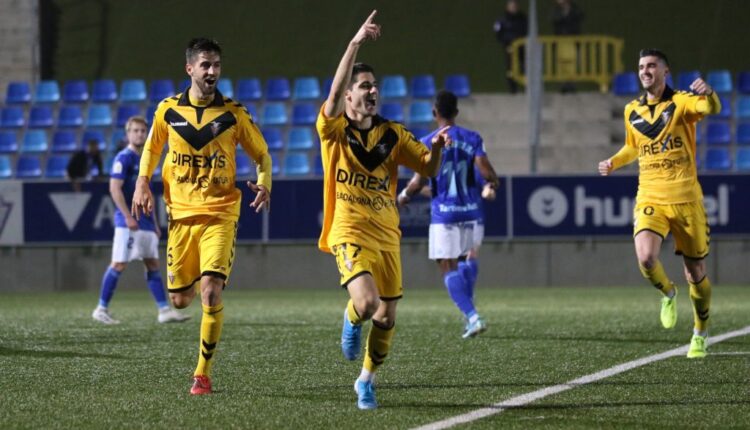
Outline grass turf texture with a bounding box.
[1,286,749,429]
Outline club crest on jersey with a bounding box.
[210,121,221,137]
[661,110,671,124]
[168,271,175,284]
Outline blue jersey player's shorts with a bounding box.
[633,200,709,260]
[332,243,403,301]
[166,215,238,293]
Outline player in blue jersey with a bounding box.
[92,116,189,324]
[398,90,499,338]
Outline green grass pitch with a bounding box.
[1,286,749,429]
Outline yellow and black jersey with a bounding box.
[611,86,721,205]
[316,104,433,253]
[140,89,271,221]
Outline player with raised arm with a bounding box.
[131,38,272,394]
[398,90,499,338]
[598,49,721,358]
[92,116,189,325]
[317,10,449,409]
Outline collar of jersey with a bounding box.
[177,88,225,107]
[639,85,675,106]
[344,113,387,132]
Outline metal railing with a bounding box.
[508,35,624,92]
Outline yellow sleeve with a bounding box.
[315,102,346,146]
[394,125,432,176]
[611,106,639,170]
[139,102,168,179]
[682,91,722,122]
[236,106,272,192]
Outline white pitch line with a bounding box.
[411,325,750,430]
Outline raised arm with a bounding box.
[323,10,381,118]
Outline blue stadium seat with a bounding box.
[21,130,48,153]
[145,104,158,125]
[445,74,471,98]
[92,79,118,102]
[5,81,31,104]
[313,154,323,176]
[736,147,750,171]
[0,155,11,178]
[236,78,262,101]
[217,78,234,98]
[34,80,61,103]
[291,103,316,125]
[408,126,431,141]
[150,79,175,103]
[380,75,407,99]
[714,95,732,120]
[0,131,18,153]
[261,127,284,151]
[57,106,83,128]
[120,79,147,102]
[51,130,78,153]
[612,72,640,96]
[270,152,281,176]
[665,73,674,88]
[409,101,434,124]
[398,164,415,178]
[245,102,259,120]
[283,152,311,176]
[736,96,750,120]
[261,103,288,125]
[236,152,252,177]
[178,78,191,93]
[265,77,291,100]
[293,77,321,100]
[677,70,700,91]
[45,155,70,178]
[16,155,42,178]
[28,106,54,128]
[87,104,113,127]
[81,129,107,151]
[704,148,731,171]
[738,71,750,94]
[706,70,732,94]
[110,129,126,151]
[116,105,142,127]
[410,75,436,99]
[705,122,731,145]
[63,80,89,103]
[380,102,404,122]
[322,77,334,98]
[287,127,314,150]
[0,107,25,128]
[737,123,750,145]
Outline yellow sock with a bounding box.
[639,261,675,297]
[363,320,395,372]
[194,303,224,377]
[346,299,363,325]
[689,276,712,333]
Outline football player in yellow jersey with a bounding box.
[599,49,721,359]
[131,38,272,394]
[317,10,449,409]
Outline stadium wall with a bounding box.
[41,0,750,92]
[1,238,748,293]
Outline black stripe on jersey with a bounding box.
[344,126,399,172]
[629,103,676,140]
[164,109,236,151]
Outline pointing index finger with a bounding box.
[365,9,377,24]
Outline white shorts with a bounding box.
[429,222,475,260]
[472,222,484,250]
[111,228,159,263]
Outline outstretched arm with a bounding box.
[323,10,381,118]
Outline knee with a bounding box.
[684,261,706,283]
[637,253,658,270]
[170,292,193,309]
[200,277,224,305]
[355,296,380,321]
[374,314,395,329]
[110,262,126,272]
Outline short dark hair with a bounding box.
[186,38,222,63]
[639,48,669,67]
[349,63,375,87]
[435,90,458,119]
